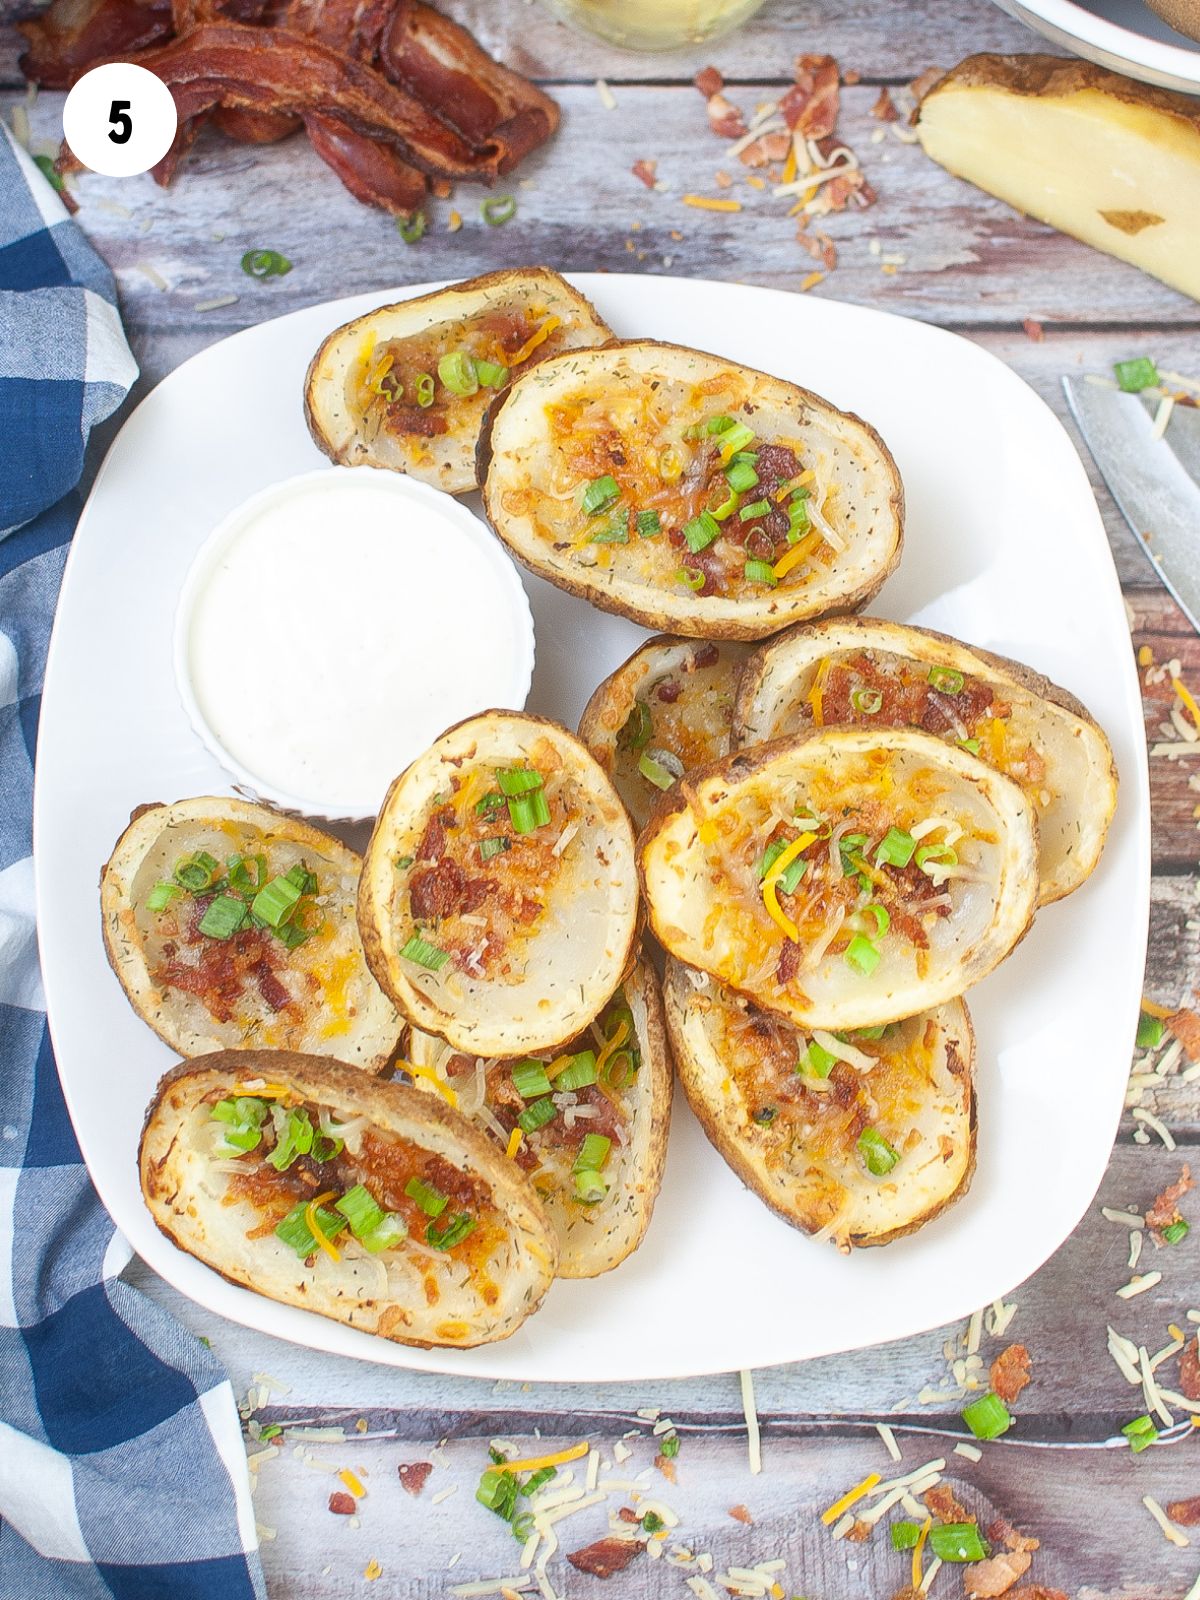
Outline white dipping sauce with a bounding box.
[182,469,534,817]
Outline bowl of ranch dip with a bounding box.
[175,465,535,821]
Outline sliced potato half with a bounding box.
[140,1051,557,1348]
[101,797,401,1071]
[578,634,753,833]
[304,267,612,493]
[732,616,1116,903]
[358,712,638,1058]
[639,727,1039,1031]
[663,961,975,1248]
[405,954,672,1277]
[479,340,904,640]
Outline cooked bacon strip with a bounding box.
[213,105,300,140]
[19,0,173,88]
[378,0,558,171]
[304,113,427,211]
[130,22,503,180]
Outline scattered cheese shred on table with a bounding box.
[497,1441,589,1474]
[821,1471,881,1526]
[682,194,743,212]
[739,1369,762,1474]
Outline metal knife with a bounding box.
[1064,375,1200,634]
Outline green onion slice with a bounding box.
[476,790,507,817]
[398,934,451,971]
[803,1041,836,1079]
[477,1466,517,1517]
[724,457,759,494]
[636,510,662,538]
[962,1391,1013,1440]
[711,486,741,521]
[497,766,543,797]
[619,701,653,752]
[573,1169,607,1205]
[660,1432,680,1458]
[718,421,755,455]
[677,566,705,592]
[590,510,630,544]
[405,1176,448,1218]
[874,827,915,868]
[241,249,292,279]
[1114,356,1159,393]
[1163,1219,1190,1245]
[958,737,981,755]
[508,789,551,834]
[335,1184,386,1238]
[275,1199,345,1257]
[738,498,772,522]
[890,1520,921,1551]
[479,836,510,862]
[174,851,221,892]
[744,558,777,587]
[1136,1012,1165,1050]
[437,351,479,397]
[916,843,958,873]
[146,882,182,913]
[512,1059,553,1099]
[198,893,249,941]
[554,1051,597,1092]
[474,359,509,389]
[517,1097,557,1134]
[928,665,965,694]
[929,1523,990,1563]
[426,1211,476,1249]
[481,195,517,226]
[857,1125,899,1175]
[251,873,302,929]
[786,496,811,542]
[845,934,881,976]
[851,687,883,715]
[683,511,720,553]
[266,1107,315,1171]
[414,372,435,407]
[33,154,66,194]
[582,475,620,515]
[227,853,268,896]
[1122,1413,1158,1452]
[573,1132,612,1172]
[396,212,427,244]
[638,752,677,790]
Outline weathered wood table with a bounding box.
[3,0,1198,1594]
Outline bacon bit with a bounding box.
[1179,1336,1200,1400]
[739,131,791,167]
[966,1552,1033,1598]
[986,1520,1039,1556]
[924,1483,972,1524]
[729,1504,753,1524]
[567,1537,645,1578]
[328,1491,356,1515]
[800,271,826,292]
[1146,1164,1193,1241]
[990,1343,1032,1405]
[910,66,944,100]
[845,1519,871,1542]
[706,90,747,139]
[617,1506,641,1524]
[1167,1496,1200,1525]
[781,54,840,137]
[843,68,861,84]
[682,194,742,212]
[799,230,837,270]
[430,178,453,200]
[655,1452,677,1482]
[693,65,724,98]
[871,87,899,121]
[632,158,657,188]
[1167,1008,1200,1060]
[1023,319,1045,342]
[714,169,733,187]
[398,1460,434,1496]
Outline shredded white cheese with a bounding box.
[1133,1108,1177,1150]
[1117,1272,1163,1299]
[953,1442,982,1462]
[875,1422,902,1462]
[740,1369,762,1475]
[1144,1495,1190,1548]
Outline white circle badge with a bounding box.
[62,62,179,178]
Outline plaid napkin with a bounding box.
[0,126,265,1600]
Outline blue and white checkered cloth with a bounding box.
[0,126,265,1600]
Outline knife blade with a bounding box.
[1063,375,1200,635]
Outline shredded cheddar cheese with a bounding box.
[1174,677,1200,731]
[761,831,816,943]
[505,1126,523,1161]
[682,194,743,212]
[820,1471,881,1526]
[233,1080,296,1102]
[773,529,822,581]
[1141,998,1174,1019]
[912,1517,932,1588]
[338,1468,366,1498]
[494,1440,590,1474]
[306,1191,341,1263]
[400,1060,458,1108]
[807,656,832,726]
[503,314,561,367]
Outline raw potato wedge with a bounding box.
[140,1051,557,1348]
[304,268,613,493]
[101,798,401,1071]
[732,616,1116,904]
[915,54,1200,304]
[358,712,639,1058]
[479,340,904,640]
[405,955,672,1277]
[664,962,975,1248]
[578,635,754,834]
[639,727,1039,1031]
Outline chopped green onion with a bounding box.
[512,1060,553,1099]
[638,752,676,790]
[481,194,517,226]
[554,1051,597,1092]
[963,1391,1013,1440]
[845,934,881,975]
[724,455,760,494]
[744,558,778,588]
[1163,1219,1190,1245]
[33,153,66,194]
[777,855,807,895]
[739,498,772,522]
[277,917,318,952]
[786,496,811,542]
[361,1213,407,1253]
[573,1133,612,1172]
[476,790,507,817]
[857,1125,899,1175]
[517,1097,557,1134]
[426,1211,476,1249]
[890,1521,922,1551]
[438,351,479,397]
[310,1131,343,1163]
[757,839,788,881]
[477,1467,518,1518]
[510,1510,536,1542]
[266,1107,314,1171]
[275,1199,345,1257]
[398,934,450,971]
[211,1096,268,1128]
[414,372,435,407]
[227,853,268,897]
[718,421,755,455]
[1114,356,1159,393]
[590,510,630,544]
[508,789,551,833]
[522,1466,556,1495]
[479,836,510,862]
[803,1041,836,1078]
[198,894,249,940]
[929,1523,990,1563]
[916,843,958,874]
[241,249,292,279]
[959,737,981,755]
[396,212,427,244]
[283,862,318,895]
[928,665,965,694]
[251,873,302,929]
[335,1184,385,1238]
[619,701,653,752]
[660,1432,680,1458]
[677,566,706,592]
[684,511,720,553]
[498,765,543,796]
[641,1510,665,1534]
[405,1176,448,1218]
[861,903,890,938]
[1136,1012,1166,1050]
[146,882,182,913]
[701,415,736,435]
[636,510,662,538]
[874,827,915,868]
[582,475,620,515]
[574,1169,607,1204]
[838,833,869,874]
[1122,1413,1158,1452]
[711,486,741,521]
[174,851,221,892]
[257,1423,281,1440]
[851,687,883,715]
[850,1024,888,1040]
[474,359,509,389]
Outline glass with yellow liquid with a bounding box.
[542,0,768,50]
